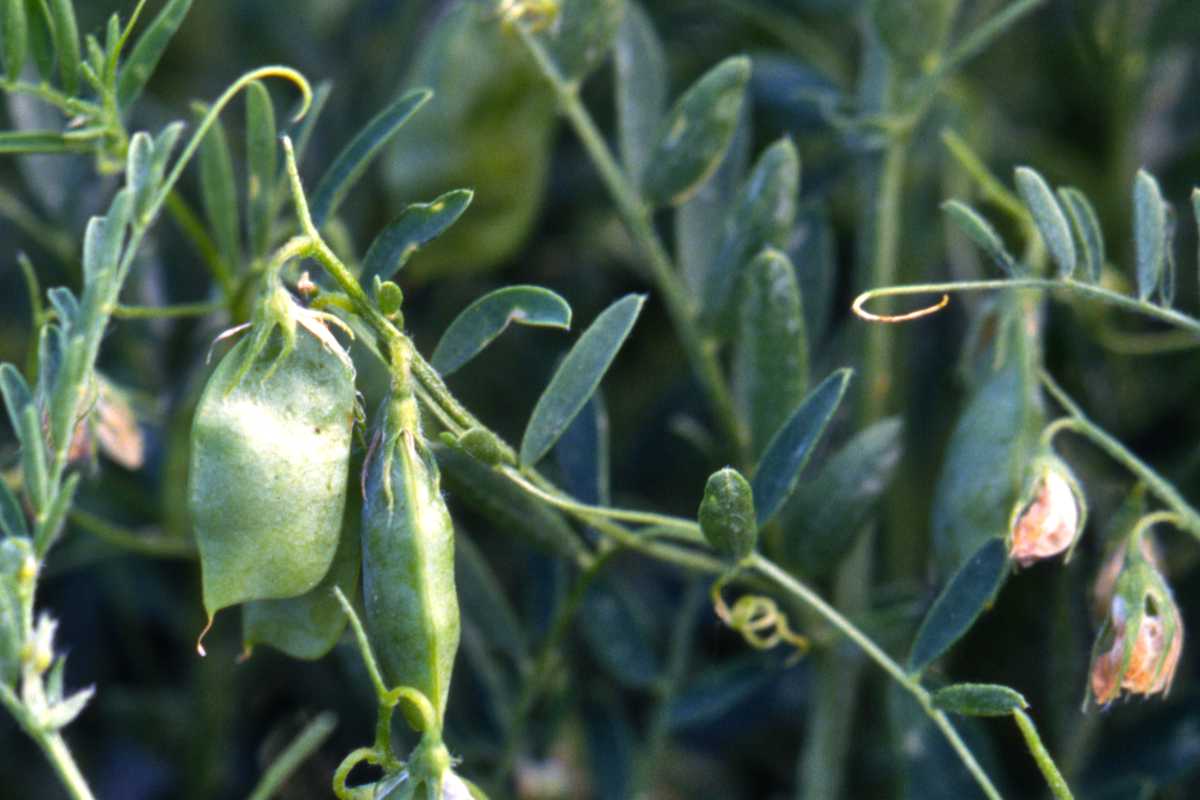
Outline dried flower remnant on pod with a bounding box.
[1009,457,1084,567]
[1089,559,1183,707]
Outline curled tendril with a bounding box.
[852,289,951,323]
[711,574,809,661]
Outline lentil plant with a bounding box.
[1,1,1199,798]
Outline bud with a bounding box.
[698,467,757,562]
[1008,455,1086,567]
[1091,532,1162,623]
[1088,554,1183,708]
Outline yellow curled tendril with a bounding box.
[852,289,950,323]
[496,0,559,32]
[711,576,809,662]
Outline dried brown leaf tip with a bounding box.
[1088,557,1183,708]
[1009,456,1085,567]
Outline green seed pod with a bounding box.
[698,467,757,562]
[362,393,460,726]
[456,427,506,466]
[189,315,355,623]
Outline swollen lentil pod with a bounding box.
[362,389,460,726]
[189,302,356,624]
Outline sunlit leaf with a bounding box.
[520,294,644,466]
[641,56,750,207]
[541,0,623,84]
[361,188,474,282]
[117,0,193,108]
[432,285,570,376]
[309,88,431,228]
[613,1,665,184]
[245,80,277,260]
[942,199,1014,276]
[1133,169,1167,302]
[1058,187,1104,284]
[1015,166,1075,278]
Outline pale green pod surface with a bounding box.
[362,398,460,724]
[242,504,361,660]
[189,329,355,619]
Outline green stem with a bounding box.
[1038,371,1200,539]
[0,79,100,116]
[752,555,1004,800]
[0,685,97,800]
[69,509,197,559]
[164,190,235,301]
[1013,709,1074,800]
[511,22,746,463]
[853,277,1200,336]
[919,0,1048,97]
[113,300,225,319]
[244,712,338,800]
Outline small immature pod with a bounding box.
[698,467,757,562]
[362,392,460,726]
[1008,454,1086,567]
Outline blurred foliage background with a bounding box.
[3,0,1200,798]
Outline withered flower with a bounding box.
[1088,556,1183,708]
[1009,456,1085,567]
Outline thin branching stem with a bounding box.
[510,21,747,463]
[1039,370,1200,539]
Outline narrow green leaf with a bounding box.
[751,368,852,527]
[361,188,473,281]
[641,56,751,207]
[520,294,645,466]
[33,470,76,552]
[117,0,193,109]
[1133,169,1166,302]
[47,333,83,455]
[734,248,808,458]
[434,444,586,560]
[931,342,1042,572]
[245,80,277,259]
[197,111,241,273]
[45,0,78,93]
[908,538,1009,674]
[0,130,92,154]
[1160,204,1177,307]
[243,511,360,660]
[126,131,154,213]
[0,476,26,536]
[541,0,623,84]
[35,323,63,402]
[18,403,48,511]
[432,285,572,376]
[24,0,53,82]
[777,418,903,577]
[309,88,432,228]
[932,683,1028,717]
[1057,187,1104,283]
[82,187,132,281]
[941,199,1015,276]
[676,104,749,298]
[0,363,33,440]
[2,0,27,81]
[1015,166,1075,278]
[141,120,184,221]
[45,286,77,327]
[613,1,664,184]
[580,576,661,688]
[701,137,800,332]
